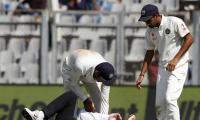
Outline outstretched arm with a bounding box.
[136,50,155,89]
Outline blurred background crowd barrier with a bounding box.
[0,0,200,86]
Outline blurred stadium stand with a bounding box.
[0,0,199,86]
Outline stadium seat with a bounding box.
[27,37,40,60]
[132,28,146,37]
[104,40,116,65]
[162,0,179,12]
[141,0,157,4]
[130,3,143,12]
[56,62,62,83]
[57,39,67,61]
[68,38,86,52]
[4,63,21,84]
[12,15,34,36]
[48,51,60,84]
[61,51,69,63]
[0,76,7,83]
[123,0,133,12]
[111,2,123,12]
[154,3,164,12]
[125,38,145,62]
[23,63,39,84]
[20,51,37,72]
[99,15,114,24]
[124,14,140,24]
[32,26,41,36]
[57,76,63,84]
[124,15,134,25]
[79,15,94,24]
[48,51,54,83]
[0,37,6,52]
[75,15,96,40]
[0,50,14,71]
[89,39,107,56]
[97,15,115,37]
[124,14,140,37]
[57,15,76,41]
[0,15,12,35]
[7,38,26,61]
[74,30,98,41]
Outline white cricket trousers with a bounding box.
[156,63,188,120]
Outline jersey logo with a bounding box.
[181,23,186,31]
[165,28,170,34]
[150,32,157,41]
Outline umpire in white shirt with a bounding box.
[22,49,117,120]
[135,4,193,120]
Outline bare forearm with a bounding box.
[136,50,154,89]
[174,33,193,61]
[140,50,155,76]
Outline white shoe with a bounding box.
[22,108,44,120]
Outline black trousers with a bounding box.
[42,91,77,120]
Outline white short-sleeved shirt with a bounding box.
[145,15,190,67]
[78,109,109,120]
[67,49,107,82]
[62,49,107,101]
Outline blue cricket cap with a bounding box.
[95,62,117,86]
[138,4,159,22]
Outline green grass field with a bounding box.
[0,85,199,120]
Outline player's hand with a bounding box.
[108,113,122,120]
[83,97,95,112]
[128,114,136,120]
[136,75,144,89]
[166,58,178,72]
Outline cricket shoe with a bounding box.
[22,108,44,120]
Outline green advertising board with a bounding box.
[0,85,199,120]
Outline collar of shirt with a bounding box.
[158,15,166,35]
[147,15,165,30]
[159,15,166,29]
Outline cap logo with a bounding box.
[141,10,146,15]
[109,74,114,79]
